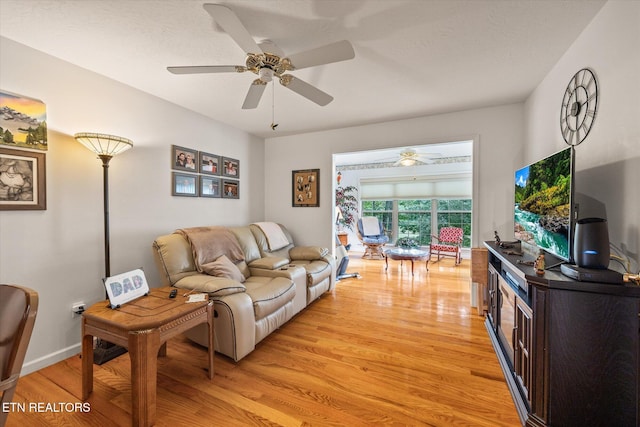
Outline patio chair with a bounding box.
[357,217,389,259]
[428,227,463,266]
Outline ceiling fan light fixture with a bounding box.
[259,67,273,82]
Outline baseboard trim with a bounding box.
[21,343,82,376]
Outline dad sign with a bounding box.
[103,268,149,309]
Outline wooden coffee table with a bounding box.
[385,248,429,275]
[81,286,214,427]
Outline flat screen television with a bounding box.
[514,147,574,261]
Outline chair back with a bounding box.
[0,285,38,425]
[439,227,463,244]
[357,217,383,237]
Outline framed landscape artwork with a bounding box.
[0,90,48,151]
[0,147,46,210]
[292,169,319,207]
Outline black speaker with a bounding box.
[573,217,609,269]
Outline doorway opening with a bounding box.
[333,140,475,258]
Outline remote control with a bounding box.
[169,289,177,298]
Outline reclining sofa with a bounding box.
[152,222,335,361]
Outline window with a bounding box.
[397,200,431,245]
[362,198,471,248]
[436,199,472,247]
[361,201,392,238]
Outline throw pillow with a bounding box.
[201,254,246,283]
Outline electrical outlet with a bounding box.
[72,302,86,318]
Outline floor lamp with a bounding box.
[74,132,133,365]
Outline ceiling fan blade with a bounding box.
[203,4,262,54]
[279,75,333,106]
[286,40,355,70]
[167,65,244,74]
[242,79,267,109]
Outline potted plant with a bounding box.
[335,185,358,232]
[395,237,419,249]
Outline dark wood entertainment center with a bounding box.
[482,241,639,426]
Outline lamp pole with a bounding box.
[100,154,112,278]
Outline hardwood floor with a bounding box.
[5,254,520,426]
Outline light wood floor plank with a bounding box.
[5,255,519,426]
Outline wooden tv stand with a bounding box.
[483,241,639,426]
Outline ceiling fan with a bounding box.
[167,4,355,109]
[393,149,441,166]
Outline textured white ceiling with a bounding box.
[0,0,605,138]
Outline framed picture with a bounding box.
[172,172,198,197]
[103,268,150,309]
[0,147,46,210]
[171,145,198,172]
[199,151,220,175]
[200,176,221,198]
[222,179,239,199]
[292,169,320,207]
[222,157,240,178]
[1,90,48,151]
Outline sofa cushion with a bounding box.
[290,260,332,286]
[252,222,290,250]
[174,274,245,297]
[201,255,246,283]
[289,246,329,260]
[248,257,289,270]
[244,277,295,320]
[230,226,262,264]
[153,234,197,285]
[249,224,294,259]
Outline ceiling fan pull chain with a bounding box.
[271,81,278,130]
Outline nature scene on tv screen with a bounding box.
[514,149,571,259]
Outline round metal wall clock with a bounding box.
[560,68,598,146]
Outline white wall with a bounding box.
[524,0,640,269]
[264,103,524,250]
[0,37,265,373]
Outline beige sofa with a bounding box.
[152,223,335,361]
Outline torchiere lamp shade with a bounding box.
[74,133,133,157]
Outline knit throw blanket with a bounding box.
[176,226,245,273]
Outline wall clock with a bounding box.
[560,68,598,146]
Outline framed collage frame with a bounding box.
[171,145,239,199]
[292,169,320,207]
